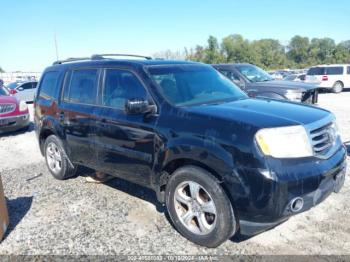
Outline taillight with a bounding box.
[322,75,328,81]
[9,89,17,95]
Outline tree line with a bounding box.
[163,35,350,71]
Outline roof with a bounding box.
[311,64,350,67]
[48,54,201,71]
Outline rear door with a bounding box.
[94,68,158,186]
[326,66,344,86]
[59,68,101,168]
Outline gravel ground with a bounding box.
[0,92,349,255]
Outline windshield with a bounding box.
[0,87,8,96]
[147,64,247,106]
[235,64,274,83]
[6,82,21,89]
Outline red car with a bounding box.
[0,86,30,134]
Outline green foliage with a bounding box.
[185,35,350,70]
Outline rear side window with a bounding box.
[65,69,98,104]
[101,69,147,109]
[326,67,343,75]
[20,82,33,90]
[307,67,325,75]
[39,71,59,99]
[347,66,350,74]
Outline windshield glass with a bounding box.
[147,64,247,106]
[0,87,8,96]
[235,64,274,83]
[6,82,21,89]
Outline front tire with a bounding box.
[165,166,237,247]
[44,135,77,180]
[332,81,343,93]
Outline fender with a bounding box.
[38,115,68,155]
[151,134,248,203]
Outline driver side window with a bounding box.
[102,69,147,109]
[219,70,244,89]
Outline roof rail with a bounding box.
[52,57,91,65]
[53,54,153,65]
[91,54,152,60]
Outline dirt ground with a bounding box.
[0,92,349,255]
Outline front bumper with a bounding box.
[0,113,30,134]
[236,145,347,236]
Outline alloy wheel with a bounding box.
[174,181,217,235]
[46,142,62,174]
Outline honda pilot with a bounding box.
[34,54,347,247]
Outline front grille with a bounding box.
[0,104,16,115]
[309,122,336,157]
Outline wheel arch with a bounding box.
[38,116,66,155]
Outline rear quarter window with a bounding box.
[38,71,60,99]
[307,67,325,75]
[326,67,344,75]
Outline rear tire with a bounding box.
[165,165,237,247]
[332,81,343,93]
[44,135,77,180]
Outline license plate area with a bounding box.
[0,119,9,126]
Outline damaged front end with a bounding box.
[236,115,347,236]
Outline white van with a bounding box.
[305,64,350,93]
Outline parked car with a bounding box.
[213,64,319,104]
[284,74,306,82]
[35,54,346,247]
[0,86,30,134]
[305,64,350,93]
[6,81,38,102]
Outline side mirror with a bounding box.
[125,99,156,115]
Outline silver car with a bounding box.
[6,81,38,102]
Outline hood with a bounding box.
[187,98,330,129]
[252,80,318,91]
[0,95,18,104]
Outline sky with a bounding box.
[0,0,349,72]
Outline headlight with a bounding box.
[19,100,28,112]
[285,91,302,102]
[255,125,313,158]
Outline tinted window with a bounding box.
[235,64,273,82]
[39,71,60,99]
[20,83,33,90]
[219,70,240,81]
[307,67,326,75]
[102,69,147,109]
[148,65,246,106]
[347,66,350,74]
[219,70,245,87]
[66,69,98,104]
[326,67,343,75]
[0,87,8,96]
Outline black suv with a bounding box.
[35,54,346,247]
[213,63,319,104]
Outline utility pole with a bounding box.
[54,31,59,60]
